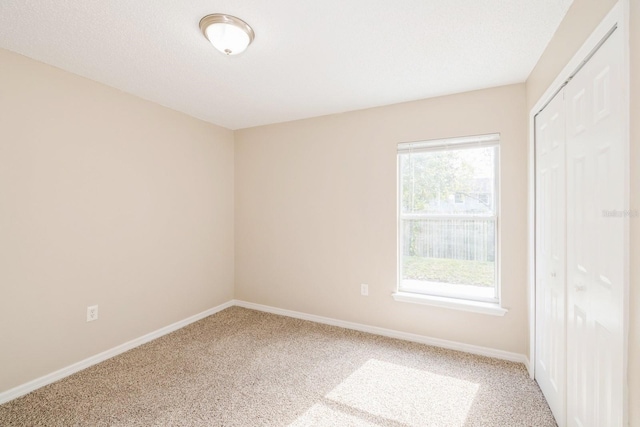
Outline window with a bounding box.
[397,134,499,304]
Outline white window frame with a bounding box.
[394,133,504,313]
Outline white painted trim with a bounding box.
[1,298,529,406]
[529,3,626,117]
[527,0,630,408]
[522,357,531,376]
[0,300,234,405]
[527,100,536,379]
[619,3,631,426]
[233,300,527,365]
[391,292,508,316]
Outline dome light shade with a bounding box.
[199,14,255,56]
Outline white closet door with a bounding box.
[565,28,624,427]
[535,89,566,426]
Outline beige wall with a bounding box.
[0,49,235,393]
[235,84,529,355]
[526,0,618,111]
[629,1,639,425]
[525,0,638,424]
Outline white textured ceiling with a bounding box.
[0,0,573,130]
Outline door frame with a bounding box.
[527,0,630,419]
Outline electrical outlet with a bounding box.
[360,284,369,296]
[87,305,99,322]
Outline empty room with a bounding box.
[0,1,638,426]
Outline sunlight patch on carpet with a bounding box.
[324,359,479,427]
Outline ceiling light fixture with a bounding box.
[199,14,255,56]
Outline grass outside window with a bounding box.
[402,256,494,287]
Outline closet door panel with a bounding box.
[565,27,624,427]
[535,89,566,425]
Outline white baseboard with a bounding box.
[234,300,529,365]
[1,298,529,406]
[524,357,532,377]
[0,300,234,405]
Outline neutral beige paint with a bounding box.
[235,84,528,354]
[525,1,638,424]
[0,49,235,394]
[629,1,639,425]
[526,0,618,111]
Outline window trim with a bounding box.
[397,133,500,154]
[396,134,501,306]
[392,291,508,316]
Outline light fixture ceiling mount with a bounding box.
[199,14,255,56]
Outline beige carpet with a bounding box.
[0,307,556,426]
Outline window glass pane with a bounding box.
[400,146,495,216]
[400,218,496,300]
[398,143,498,302]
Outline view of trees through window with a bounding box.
[399,144,498,302]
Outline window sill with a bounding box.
[392,291,508,316]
